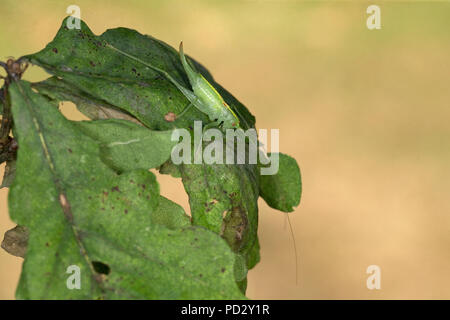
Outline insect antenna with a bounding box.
[285,212,299,286]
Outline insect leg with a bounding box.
[192,120,220,160]
[202,120,220,133]
[176,102,193,119]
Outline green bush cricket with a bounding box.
[107,41,258,166]
[106,42,245,131]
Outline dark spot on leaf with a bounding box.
[199,274,203,278]
[45,242,49,247]
[111,186,120,192]
[92,261,110,275]
[124,209,128,214]
[132,68,136,73]
[221,267,226,273]
[129,179,134,184]
[101,208,105,211]
[67,148,72,153]
[52,48,58,53]
[103,191,108,196]
[89,61,96,67]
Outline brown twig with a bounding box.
[0,84,12,146]
[0,58,26,164]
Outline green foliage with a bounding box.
[151,196,191,230]
[25,18,254,131]
[75,119,176,172]
[32,76,144,124]
[259,153,302,212]
[8,80,244,299]
[0,17,302,299]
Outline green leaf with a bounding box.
[180,163,259,263]
[8,80,244,299]
[75,119,176,172]
[233,254,248,282]
[32,77,144,125]
[20,17,267,291]
[246,237,261,270]
[151,196,191,230]
[24,18,255,131]
[259,153,302,212]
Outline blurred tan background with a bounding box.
[1,0,450,299]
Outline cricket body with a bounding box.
[106,41,241,131]
[177,42,240,130]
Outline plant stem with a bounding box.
[0,61,15,164]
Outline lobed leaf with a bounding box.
[8,80,244,299]
[24,18,255,131]
[15,17,272,294]
[259,153,302,212]
[180,162,260,277]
